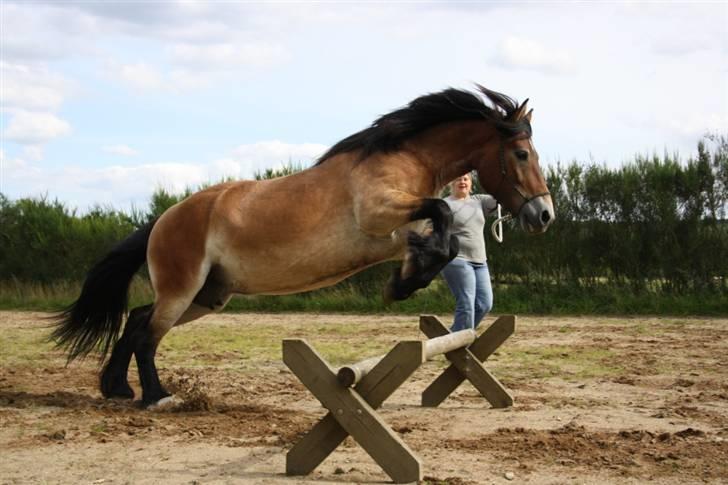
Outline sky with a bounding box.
[1,1,727,212]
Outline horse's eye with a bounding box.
[515,149,529,161]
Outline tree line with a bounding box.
[488,134,727,294]
[1,135,726,304]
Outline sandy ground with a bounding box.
[1,311,727,484]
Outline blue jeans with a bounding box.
[441,258,493,332]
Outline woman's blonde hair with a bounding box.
[442,171,476,197]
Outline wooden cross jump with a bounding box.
[282,315,515,483]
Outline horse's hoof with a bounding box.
[383,286,412,303]
[101,382,135,400]
[145,395,179,411]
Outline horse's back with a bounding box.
[211,168,354,247]
[147,162,407,296]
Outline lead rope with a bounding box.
[491,204,511,243]
[490,141,512,244]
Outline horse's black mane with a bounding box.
[316,85,531,165]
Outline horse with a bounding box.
[52,85,555,407]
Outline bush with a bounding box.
[1,135,726,314]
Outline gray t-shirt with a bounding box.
[444,194,497,263]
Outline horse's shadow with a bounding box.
[0,389,135,411]
[0,389,308,416]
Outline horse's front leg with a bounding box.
[383,198,459,302]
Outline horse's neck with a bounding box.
[407,121,499,189]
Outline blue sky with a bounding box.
[1,1,727,212]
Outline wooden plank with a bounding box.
[287,341,424,476]
[420,315,515,408]
[283,339,423,483]
[468,315,515,361]
[355,340,425,408]
[443,350,513,408]
[286,415,349,476]
[419,314,450,339]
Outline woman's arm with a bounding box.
[473,193,498,217]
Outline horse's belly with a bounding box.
[214,231,405,295]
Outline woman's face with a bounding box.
[450,174,472,198]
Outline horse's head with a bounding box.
[475,94,555,234]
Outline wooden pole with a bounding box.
[337,329,476,387]
[424,329,476,359]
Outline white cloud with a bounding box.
[2,0,726,195]
[168,69,216,90]
[161,20,232,43]
[77,163,207,195]
[107,62,164,91]
[0,150,42,196]
[3,111,71,145]
[2,140,329,211]
[169,42,288,69]
[652,33,713,57]
[4,159,208,209]
[22,146,45,161]
[227,140,329,175]
[661,112,728,139]
[103,144,139,157]
[493,35,574,74]
[0,3,85,62]
[107,63,224,93]
[0,62,72,112]
[0,62,73,160]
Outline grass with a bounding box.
[0,311,405,371]
[500,345,623,380]
[5,313,720,399]
[160,324,283,368]
[159,319,404,369]
[0,329,57,366]
[0,278,154,311]
[1,277,726,316]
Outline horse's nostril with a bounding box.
[541,210,551,224]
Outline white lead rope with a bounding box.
[491,204,512,243]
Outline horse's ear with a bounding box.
[510,99,530,121]
[525,108,533,122]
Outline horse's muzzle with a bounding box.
[518,195,555,234]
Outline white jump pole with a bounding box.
[337,329,476,387]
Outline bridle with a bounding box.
[486,134,550,240]
[490,134,551,219]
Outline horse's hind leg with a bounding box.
[99,256,232,406]
[100,300,180,406]
[99,296,230,403]
[134,295,231,407]
[100,304,152,399]
[131,296,194,407]
[133,267,232,407]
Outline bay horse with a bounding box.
[53,85,555,407]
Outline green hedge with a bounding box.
[1,135,726,314]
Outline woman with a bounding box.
[442,173,497,331]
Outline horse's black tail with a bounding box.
[51,219,158,363]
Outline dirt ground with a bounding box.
[1,311,727,484]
